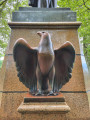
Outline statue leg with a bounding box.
[28,0,34,6]
[49,0,55,8]
[48,66,57,96]
[36,65,51,95]
[38,0,41,8]
[42,0,47,8]
[38,0,50,8]
[49,0,57,8]
[53,76,61,95]
[34,0,38,7]
[28,0,38,7]
[47,0,49,8]
[54,0,57,8]
[33,75,37,94]
[35,66,45,95]
[29,75,37,95]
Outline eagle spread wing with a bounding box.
[13,38,37,92]
[54,41,75,92]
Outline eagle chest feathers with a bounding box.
[37,32,54,75]
[38,53,54,75]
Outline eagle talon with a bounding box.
[35,91,44,96]
[47,91,57,96]
[31,92,36,96]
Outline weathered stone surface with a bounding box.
[0,22,90,120]
[7,22,81,54]
[8,22,81,29]
[0,56,7,107]
[12,7,76,22]
[21,113,67,120]
[19,7,70,11]
[0,93,26,120]
[24,93,65,103]
[18,93,70,120]
[18,102,70,114]
[64,93,90,120]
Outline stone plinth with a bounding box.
[24,92,65,103]
[0,22,90,120]
[0,7,90,119]
[18,102,70,120]
[12,7,76,22]
[17,93,70,120]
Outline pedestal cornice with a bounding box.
[8,22,82,29]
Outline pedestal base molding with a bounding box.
[17,93,70,120]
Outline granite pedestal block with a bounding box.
[17,93,70,120]
[12,7,76,22]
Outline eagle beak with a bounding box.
[37,31,42,36]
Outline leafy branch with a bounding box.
[0,0,8,6]
[0,0,8,13]
[83,0,90,10]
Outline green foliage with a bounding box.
[58,0,90,65]
[0,60,3,68]
[0,0,28,56]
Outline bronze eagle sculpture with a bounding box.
[13,32,75,96]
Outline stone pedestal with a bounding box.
[18,102,69,120]
[0,7,90,120]
[12,7,76,22]
[17,93,70,120]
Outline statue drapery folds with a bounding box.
[29,0,57,8]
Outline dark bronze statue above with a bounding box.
[13,32,75,96]
[29,0,57,8]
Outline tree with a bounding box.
[57,0,90,65]
[0,0,28,57]
[0,0,90,66]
